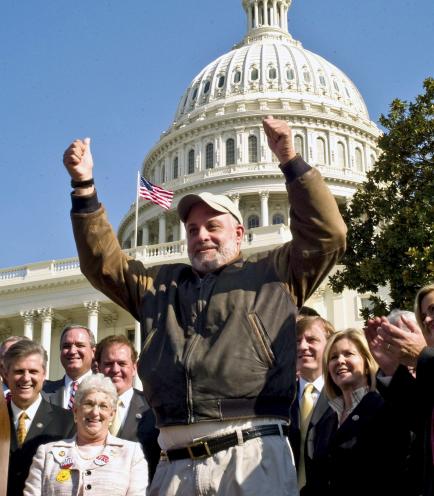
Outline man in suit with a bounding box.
[289,316,335,493]
[95,335,160,481]
[43,324,95,409]
[4,339,75,496]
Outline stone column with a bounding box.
[263,0,268,25]
[20,310,34,339]
[247,2,253,29]
[272,0,278,26]
[158,214,166,244]
[84,301,100,342]
[142,224,149,246]
[254,0,259,27]
[229,193,240,209]
[179,220,186,241]
[260,191,269,226]
[39,308,53,376]
[280,2,285,29]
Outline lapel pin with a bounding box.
[36,422,44,429]
[135,413,142,419]
[351,415,359,421]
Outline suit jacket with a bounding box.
[306,391,412,496]
[23,433,147,496]
[8,398,75,496]
[416,347,434,496]
[42,377,66,408]
[385,350,434,496]
[289,381,335,493]
[117,389,160,482]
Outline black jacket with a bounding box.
[7,398,75,496]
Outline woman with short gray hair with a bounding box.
[24,373,148,495]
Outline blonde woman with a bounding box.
[24,374,148,495]
[304,329,411,496]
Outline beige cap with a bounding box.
[177,192,243,224]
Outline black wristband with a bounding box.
[71,178,94,188]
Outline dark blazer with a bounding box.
[306,391,412,496]
[289,382,335,493]
[117,389,160,482]
[385,350,434,496]
[41,377,66,408]
[416,348,434,496]
[7,398,75,496]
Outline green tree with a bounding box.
[330,78,434,319]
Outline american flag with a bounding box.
[138,176,174,210]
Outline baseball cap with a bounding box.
[177,192,243,225]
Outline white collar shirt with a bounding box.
[117,387,134,430]
[11,394,42,432]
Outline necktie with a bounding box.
[109,400,123,436]
[298,383,315,489]
[67,380,78,410]
[17,411,28,446]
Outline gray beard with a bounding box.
[190,239,239,274]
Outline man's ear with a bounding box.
[236,224,245,242]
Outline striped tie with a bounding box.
[298,383,315,489]
[67,380,78,409]
[17,411,28,446]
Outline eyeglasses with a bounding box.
[80,401,113,413]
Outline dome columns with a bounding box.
[243,0,291,32]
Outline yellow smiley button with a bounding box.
[56,469,71,483]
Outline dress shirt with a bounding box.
[117,387,134,430]
[11,394,42,432]
[62,370,92,408]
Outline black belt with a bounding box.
[161,423,289,462]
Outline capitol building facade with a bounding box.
[0,0,381,379]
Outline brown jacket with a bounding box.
[71,161,346,427]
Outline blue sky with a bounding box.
[1,0,433,268]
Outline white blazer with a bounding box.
[23,433,148,496]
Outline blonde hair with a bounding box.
[414,283,434,331]
[296,316,335,339]
[323,328,378,400]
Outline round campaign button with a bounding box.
[94,454,109,466]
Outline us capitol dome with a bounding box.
[0,0,381,378]
[118,0,380,253]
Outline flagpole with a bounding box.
[133,171,140,250]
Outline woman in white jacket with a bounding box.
[24,373,148,495]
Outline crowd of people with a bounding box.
[0,117,432,495]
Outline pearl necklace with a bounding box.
[75,442,105,460]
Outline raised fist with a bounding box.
[63,137,93,181]
[262,116,296,164]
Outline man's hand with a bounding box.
[378,317,427,368]
[262,116,296,164]
[63,138,93,181]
